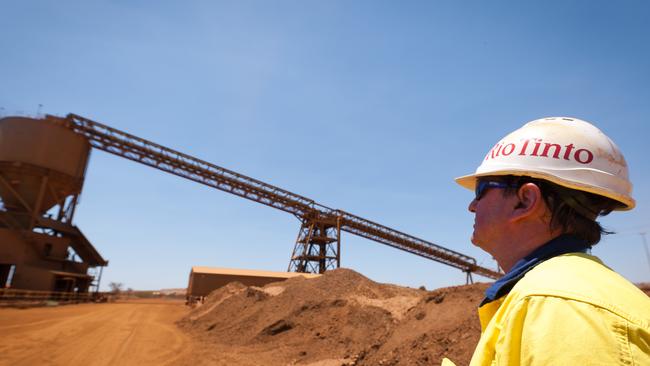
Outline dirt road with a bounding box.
[0,299,193,366]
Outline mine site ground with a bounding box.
[1,270,648,366]
[0,299,195,366]
[0,269,484,366]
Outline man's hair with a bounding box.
[491,175,622,246]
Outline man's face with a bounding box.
[468,181,518,255]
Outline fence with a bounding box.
[0,288,105,304]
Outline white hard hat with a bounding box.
[455,117,635,210]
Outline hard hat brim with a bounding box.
[455,170,635,211]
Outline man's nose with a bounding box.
[468,198,477,213]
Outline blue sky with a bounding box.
[1,1,649,290]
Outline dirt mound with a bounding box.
[179,268,487,365]
[362,283,486,366]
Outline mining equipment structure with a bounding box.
[0,113,499,293]
[0,116,107,293]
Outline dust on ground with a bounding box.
[0,299,193,366]
[179,268,488,366]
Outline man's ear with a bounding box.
[510,183,545,222]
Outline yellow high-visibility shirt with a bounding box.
[463,253,650,365]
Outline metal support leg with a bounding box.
[466,271,474,285]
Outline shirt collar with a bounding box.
[481,234,591,306]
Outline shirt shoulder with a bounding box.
[511,253,650,328]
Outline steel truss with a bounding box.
[0,163,107,268]
[288,213,341,273]
[50,113,500,280]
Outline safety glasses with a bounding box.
[475,181,517,200]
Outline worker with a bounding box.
[443,117,650,365]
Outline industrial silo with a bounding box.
[0,116,107,294]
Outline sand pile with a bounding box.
[178,268,487,366]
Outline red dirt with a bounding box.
[0,299,194,366]
[179,268,488,365]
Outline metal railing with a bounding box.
[0,288,103,304]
